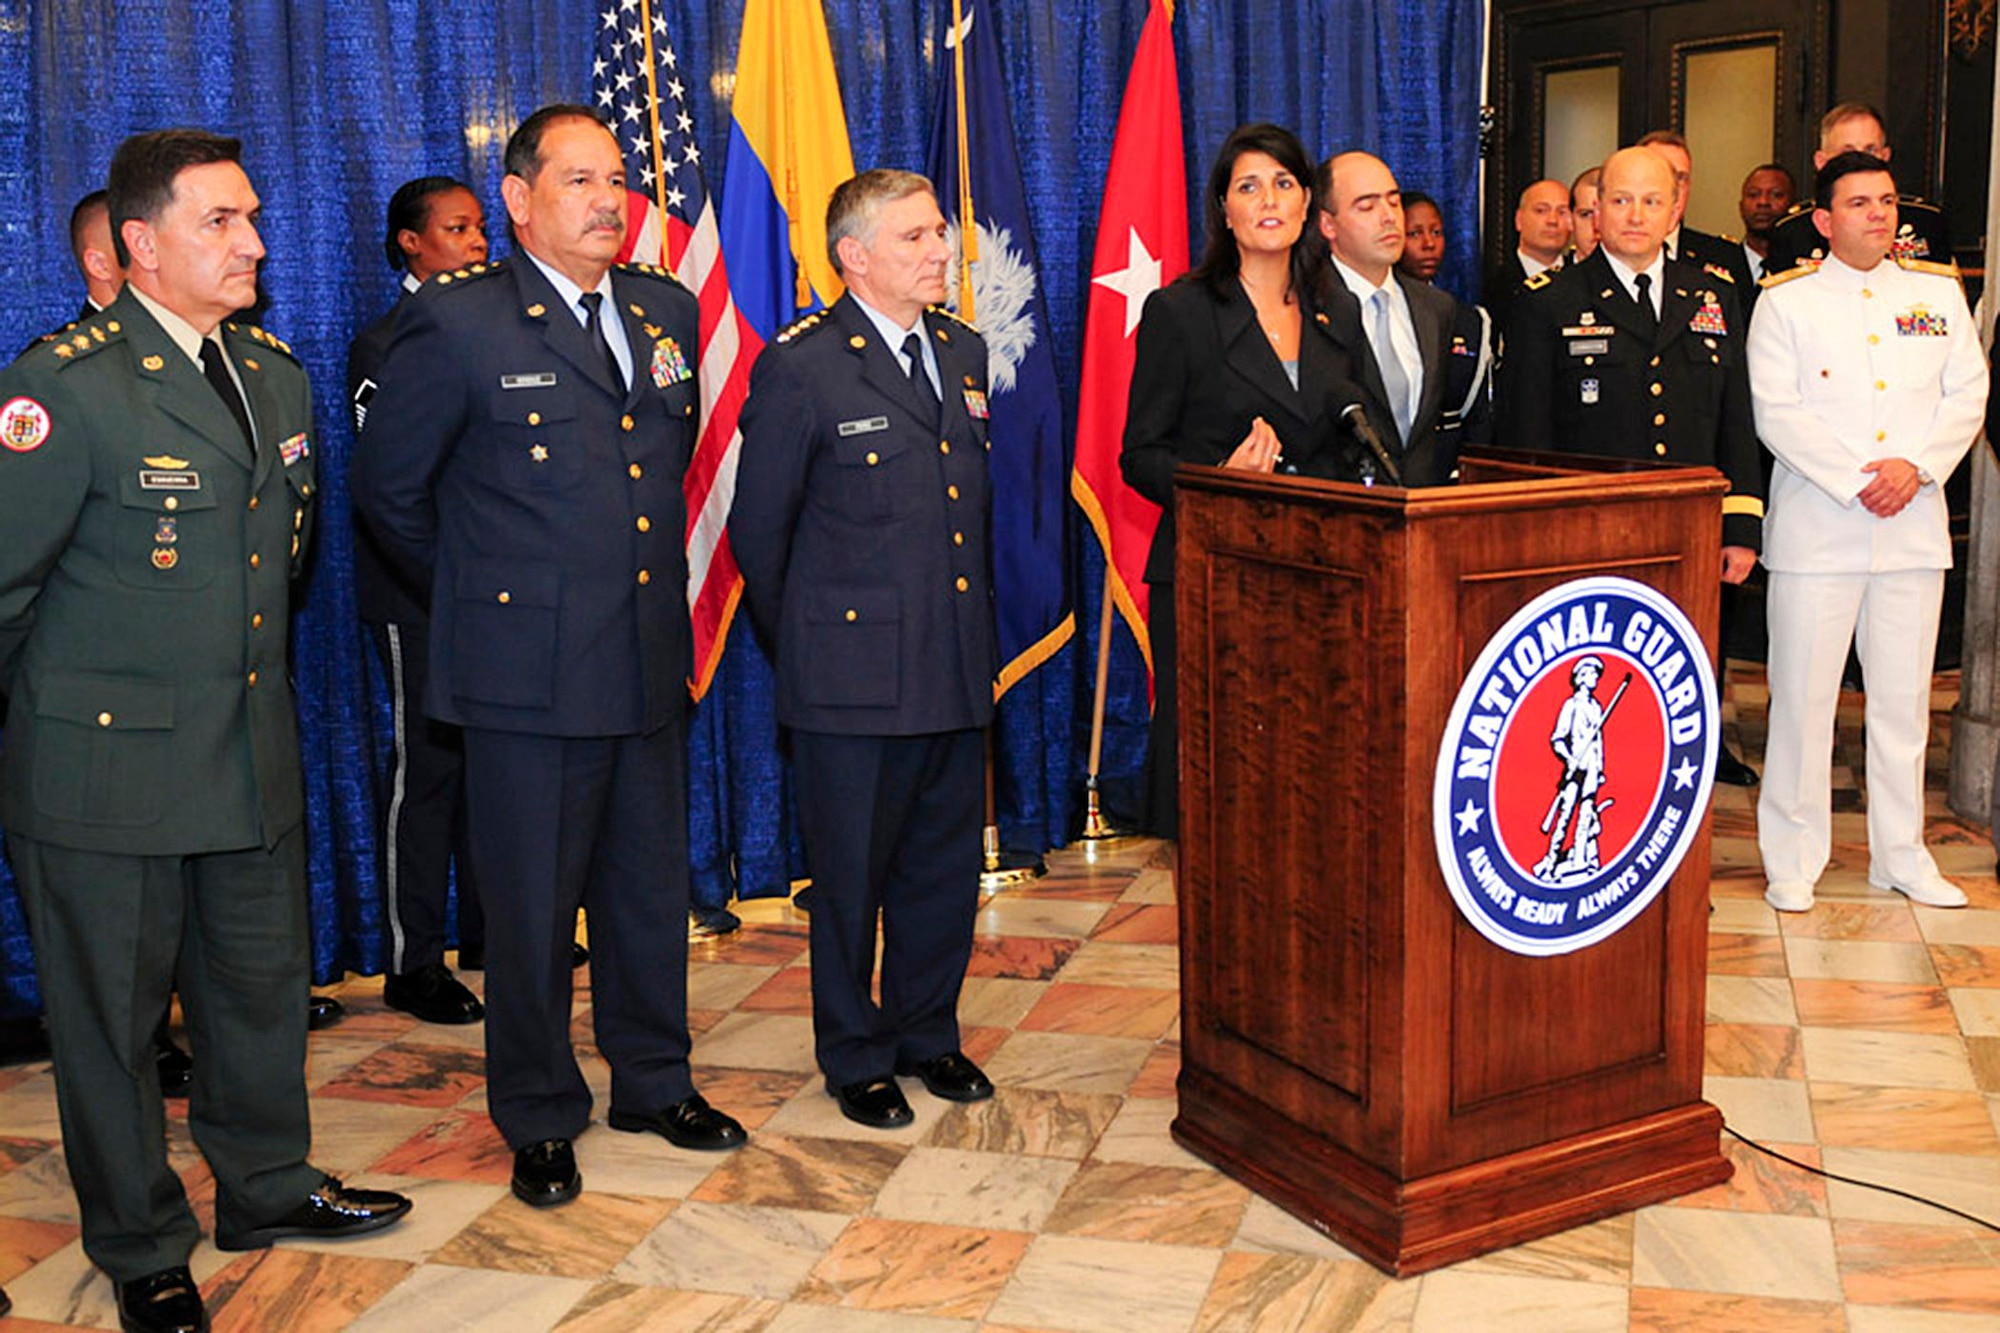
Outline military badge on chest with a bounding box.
[651,336,692,389]
[1688,293,1728,337]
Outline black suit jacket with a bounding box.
[1484,251,1536,333]
[732,293,998,737]
[1314,268,1483,486]
[1496,248,1763,549]
[345,292,428,626]
[1119,276,1365,585]
[352,257,699,737]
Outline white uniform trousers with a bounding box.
[1758,568,1944,888]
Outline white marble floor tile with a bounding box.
[870,1145,1077,1232]
[1800,1028,1977,1091]
[1408,1270,1627,1332]
[1702,1075,1818,1142]
[344,1263,593,1332]
[982,1234,1220,1332]
[1630,1208,1841,1300]
[610,1201,851,1299]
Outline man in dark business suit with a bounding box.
[353,104,746,1211]
[1314,151,1486,483]
[0,128,410,1333]
[732,169,999,1131]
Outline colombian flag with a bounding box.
[718,0,856,340]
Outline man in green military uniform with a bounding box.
[0,129,408,1333]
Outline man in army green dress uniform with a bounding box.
[0,129,407,1333]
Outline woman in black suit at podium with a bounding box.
[1120,123,1366,839]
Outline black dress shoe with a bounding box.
[571,940,590,968]
[608,1092,748,1151]
[213,1175,412,1250]
[689,905,742,940]
[383,962,484,1025]
[830,1076,914,1129]
[306,995,344,1031]
[511,1138,580,1208]
[115,1265,205,1333]
[155,1033,193,1099]
[1714,747,1759,787]
[896,1051,994,1103]
[456,942,484,971]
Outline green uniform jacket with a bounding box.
[0,289,315,855]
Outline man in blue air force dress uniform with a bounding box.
[733,170,1000,1131]
[353,106,746,1212]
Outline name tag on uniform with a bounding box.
[1567,339,1608,356]
[837,416,890,437]
[139,470,201,490]
[501,372,558,390]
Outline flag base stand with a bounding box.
[980,826,1044,894]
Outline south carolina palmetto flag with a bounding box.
[593,0,755,699]
[1069,0,1187,679]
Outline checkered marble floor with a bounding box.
[1,668,1998,1331]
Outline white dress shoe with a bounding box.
[1869,872,1968,909]
[1764,881,1816,913]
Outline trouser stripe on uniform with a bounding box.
[384,622,410,973]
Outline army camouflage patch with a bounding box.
[1,396,51,452]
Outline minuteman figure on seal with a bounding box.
[1536,656,1632,881]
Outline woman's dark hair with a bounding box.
[1187,123,1319,299]
[1400,190,1439,218]
[383,176,474,271]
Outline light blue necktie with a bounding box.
[1371,288,1414,444]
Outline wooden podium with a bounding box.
[1169,448,1733,1276]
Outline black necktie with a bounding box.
[902,332,937,410]
[199,339,253,449]
[578,292,625,393]
[1633,273,1658,342]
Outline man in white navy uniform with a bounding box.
[1749,151,1987,913]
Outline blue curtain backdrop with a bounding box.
[0,0,1483,1009]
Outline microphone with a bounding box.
[1341,401,1403,487]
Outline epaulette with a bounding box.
[616,260,687,290]
[1717,232,1742,245]
[429,260,505,292]
[1701,262,1736,284]
[1759,264,1816,288]
[44,316,123,367]
[225,320,300,363]
[773,310,829,345]
[1523,271,1553,291]
[1779,200,1817,221]
[1897,256,1961,278]
[927,304,979,333]
[1898,194,1942,212]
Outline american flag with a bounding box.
[593,0,757,699]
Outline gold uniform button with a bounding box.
[1649,383,1662,397]
[637,569,651,585]
[96,712,113,728]
[629,463,643,480]
[1583,355,1595,366]
[497,591,511,604]
[955,576,969,592]
[1876,430,1887,442]
[247,496,259,511]
[939,440,951,455]
[952,531,964,546]
[865,451,880,466]
[528,411,542,426]
[1861,288,1872,299]
[164,496,179,511]
[247,671,259,688]
[1652,413,1666,427]
[1874,380,1886,391]
[636,516,651,533]
[844,609,858,622]
[1649,356,1661,368]
[947,485,960,500]
[252,613,264,629]
[1654,443,1668,456]
[249,553,261,570]
[621,414,635,432]
[1868,334,1880,345]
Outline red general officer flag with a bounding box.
[1069,0,1187,679]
